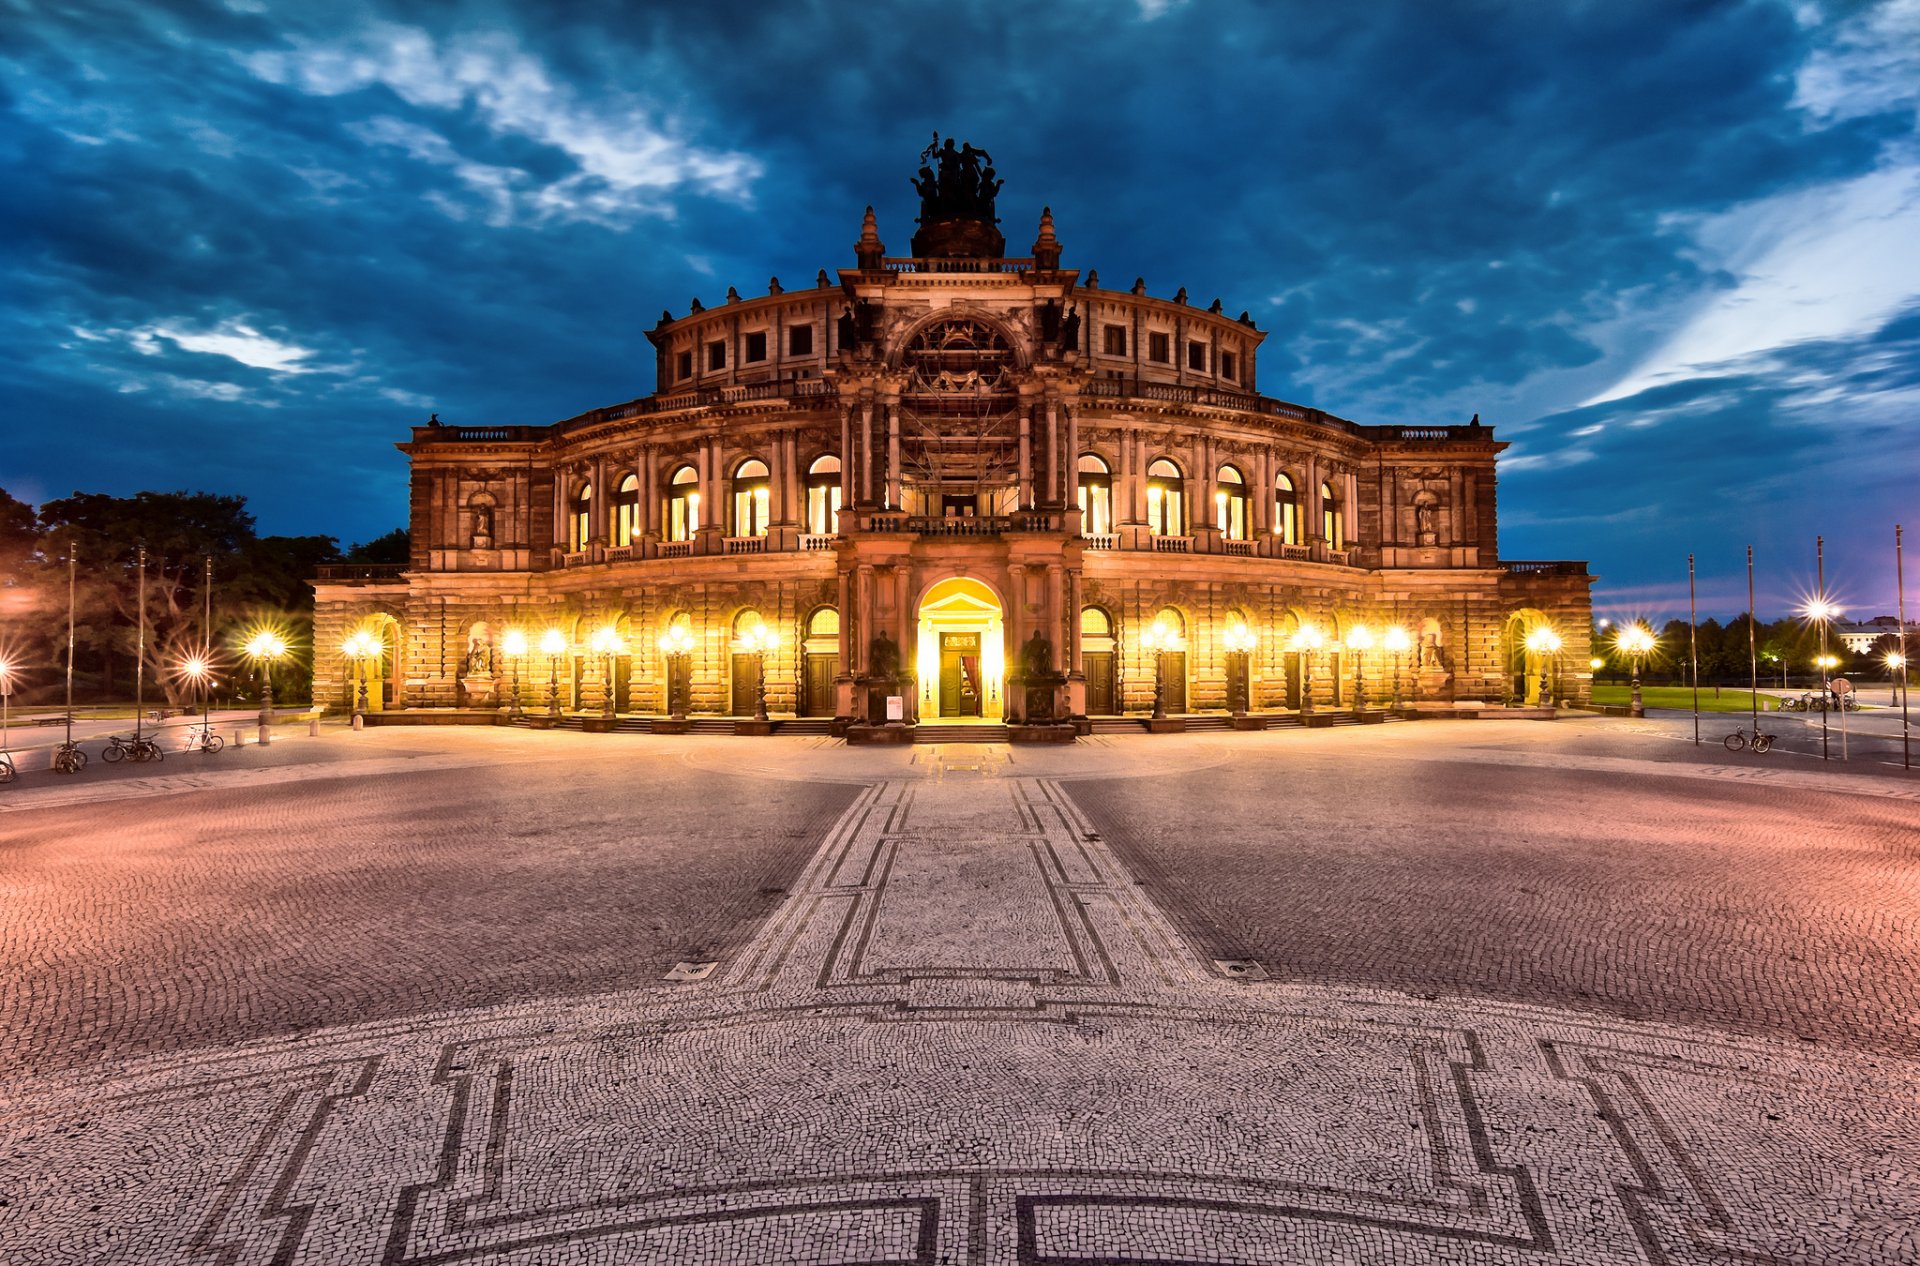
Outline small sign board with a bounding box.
[886,695,904,721]
[1831,677,1851,695]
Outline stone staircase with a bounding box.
[914,723,1011,744]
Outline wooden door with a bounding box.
[1084,651,1115,714]
[1226,653,1249,712]
[939,632,981,717]
[1163,651,1187,713]
[1284,652,1302,709]
[804,654,838,716]
[731,653,759,716]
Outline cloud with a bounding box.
[244,23,761,226]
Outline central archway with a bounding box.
[915,576,1005,721]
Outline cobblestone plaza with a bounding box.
[2,720,1915,1263]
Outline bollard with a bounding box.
[233,728,246,748]
[308,717,320,737]
[352,713,364,731]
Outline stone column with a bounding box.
[1019,408,1033,509]
[886,403,901,510]
[839,405,855,506]
[1045,399,1059,505]
[860,402,875,506]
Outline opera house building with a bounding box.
[313,144,1593,740]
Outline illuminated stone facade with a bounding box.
[313,158,1592,733]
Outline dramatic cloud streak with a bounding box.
[2,0,1915,615]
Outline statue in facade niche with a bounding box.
[1060,304,1081,350]
[471,503,493,547]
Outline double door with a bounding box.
[938,632,982,717]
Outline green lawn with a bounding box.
[1589,685,1775,713]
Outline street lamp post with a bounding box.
[658,625,694,719]
[1222,622,1256,716]
[739,623,778,721]
[244,630,288,745]
[541,628,567,717]
[1890,651,1909,711]
[1616,624,1655,717]
[1383,625,1410,711]
[590,627,628,718]
[180,654,212,747]
[1345,625,1372,716]
[1525,627,1563,708]
[501,629,527,718]
[0,656,13,776]
[342,630,377,726]
[1288,624,1324,715]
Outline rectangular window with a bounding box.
[744,330,767,363]
[1148,331,1171,363]
[1102,324,1127,356]
[1220,351,1236,381]
[676,350,693,381]
[1187,340,1208,371]
[789,324,813,356]
[706,340,726,371]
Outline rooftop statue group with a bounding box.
[912,134,1003,225]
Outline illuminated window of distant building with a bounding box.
[613,474,640,547]
[567,481,592,552]
[666,465,699,541]
[1147,458,1185,535]
[1215,464,1249,540]
[1275,473,1299,545]
[732,459,770,537]
[1077,453,1112,536]
[1321,481,1344,549]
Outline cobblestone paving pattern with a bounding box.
[1,723,1915,1264]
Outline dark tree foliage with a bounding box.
[344,528,409,565]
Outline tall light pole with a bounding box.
[1222,621,1256,717]
[0,655,13,779]
[541,628,567,717]
[1345,625,1372,715]
[501,628,527,718]
[659,625,694,719]
[133,545,147,745]
[244,630,288,745]
[1384,625,1410,711]
[1804,590,1840,762]
[1616,623,1655,717]
[740,623,777,722]
[1525,627,1562,708]
[590,626,627,717]
[1288,624,1323,715]
[180,654,212,748]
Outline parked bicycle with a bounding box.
[0,751,15,784]
[101,733,165,763]
[1723,725,1775,753]
[52,741,87,774]
[183,727,224,754]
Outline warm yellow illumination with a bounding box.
[342,630,379,661]
[740,623,779,655]
[1890,652,1908,670]
[1803,598,1841,622]
[1143,617,1185,654]
[1222,622,1256,654]
[1524,627,1563,655]
[1816,654,1839,670]
[502,628,528,657]
[590,626,627,656]
[539,628,567,656]
[1615,623,1655,657]
[244,630,288,661]
[1589,657,1605,670]
[1288,623,1325,653]
[1383,625,1411,654]
[659,624,695,656]
[1345,625,1373,651]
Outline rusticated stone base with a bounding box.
[846,723,916,745]
[1007,724,1077,744]
[1144,718,1186,733]
[733,719,775,736]
[1230,716,1268,731]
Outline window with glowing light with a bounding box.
[732,459,771,537]
[1146,459,1185,536]
[1215,465,1249,540]
[1076,453,1112,536]
[806,454,842,535]
[613,474,640,547]
[665,465,699,541]
[1320,480,1344,549]
[1275,473,1299,545]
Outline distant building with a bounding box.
[312,147,1593,735]
[1834,617,1904,655]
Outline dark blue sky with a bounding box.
[4,0,1916,618]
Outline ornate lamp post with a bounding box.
[501,629,527,718]
[1345,625,1372,715]
[1222,621,1256,716]
[541,628,567,717]
[244,630,288,745]
[1384,625,1410,710]
[1525,627,1563,707]
[180,654,213,746]
[1616,623,1655,717]
[659,625,694,719]
[1142,618,1183,719]
[342,630,377,721]
[590,626,628,717]
[1287,623,1324,715]
[740,623,778,721]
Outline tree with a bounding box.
[0,487,36,582]
[344,528,409,565]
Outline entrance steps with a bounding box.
[772,717,835,736]
[915,723,1010,744]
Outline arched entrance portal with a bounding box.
[916,577,1005,721]
[347,613,404,712]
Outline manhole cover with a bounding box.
[1213,959,1268,981]
[663,961,718,982]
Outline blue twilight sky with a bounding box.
[3,0,1917,619]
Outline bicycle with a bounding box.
[101,734,165,763]
[184,728,224,754]
[52,742,87,774]
[0,752,14,784]
[1723,726,1775,753]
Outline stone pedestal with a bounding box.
[581,716,617,733]
[1145,717,1187,734]
[459,673,497,708]
[1230,715,1268,731]
[1007,724,1077,744]
[846,723,916,745]
[651,718,691,734]
[733,719,775,736]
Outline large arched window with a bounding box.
[1321,480,1344,549]
[1077,453,1112,536]
[806,454,842,535]
[1215,465,1249,541]
[613,474,640,547]
[1275,473,1299,545]
[732,458,770,537]
[567,481,592,552]
[665,465,699,542]
[1146,459,1185,536]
